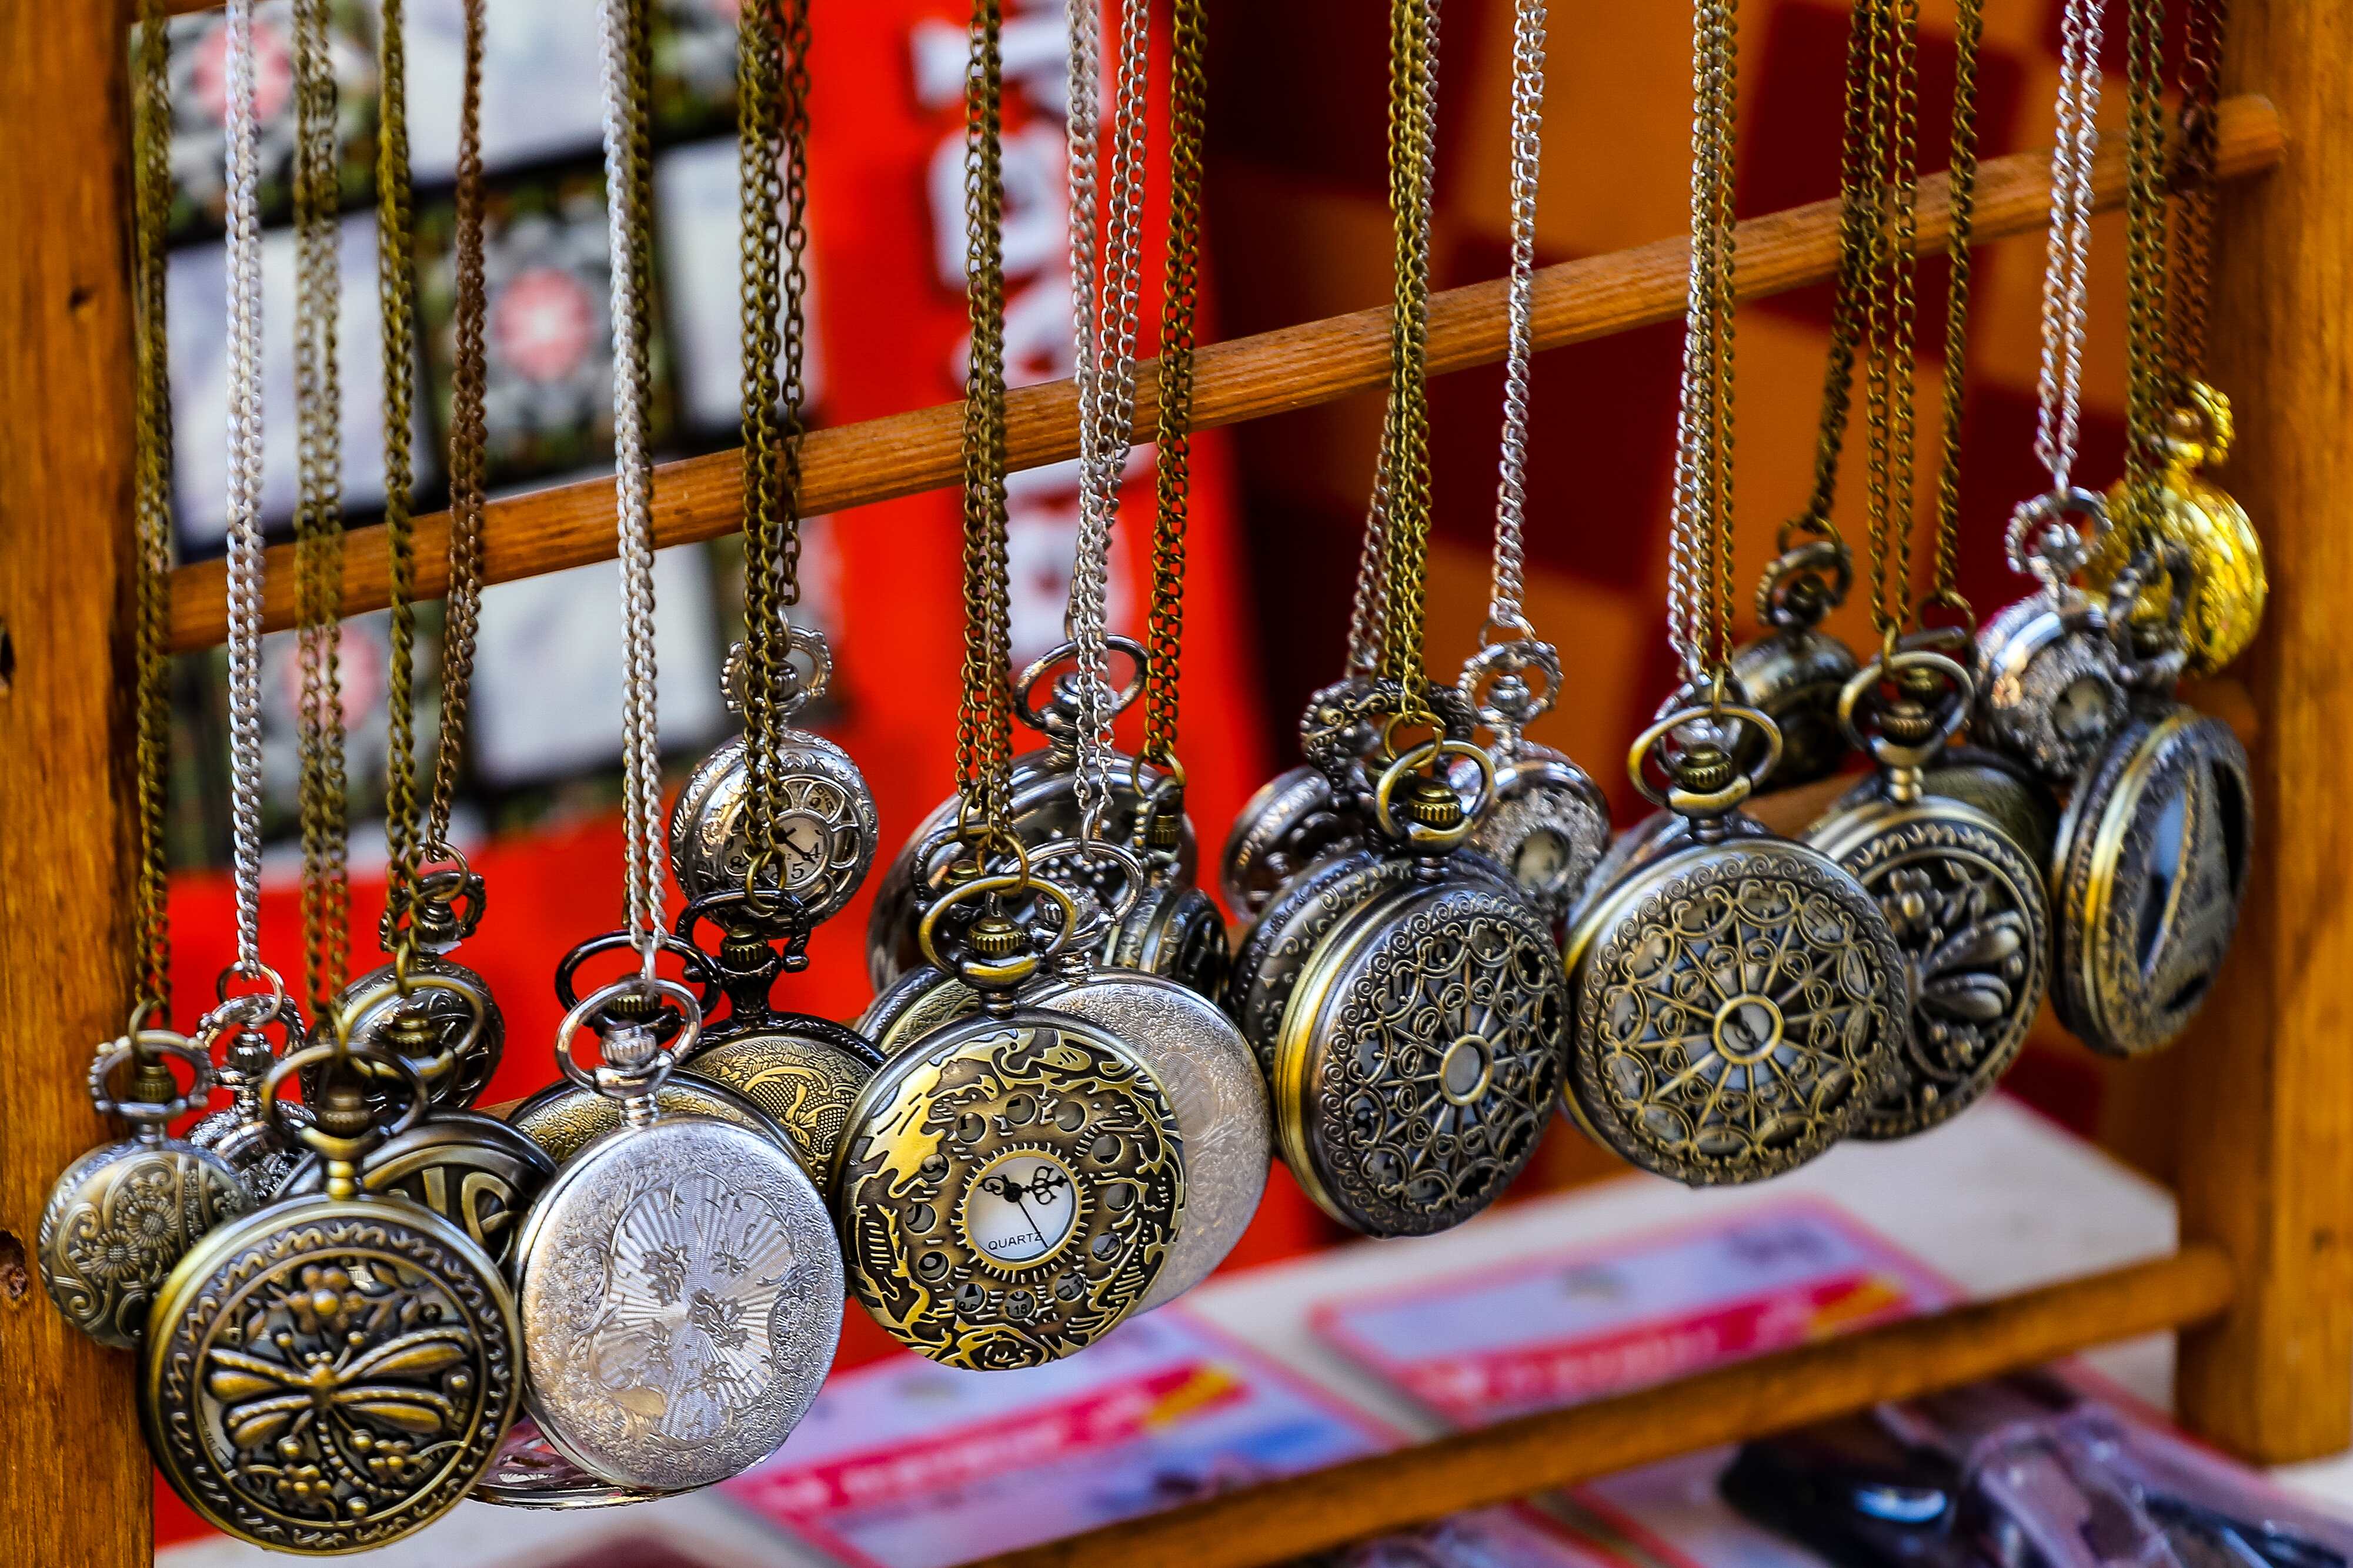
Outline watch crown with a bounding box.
[1403,773,1466,831]
[967,912,1026,962]
[1673,741,1737,795]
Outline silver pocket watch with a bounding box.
[1977,489,2131,781]
[1456,637,1609,921]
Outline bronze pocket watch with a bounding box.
[836,877,1186,1369]
[1804,653,2051,1138]
[1219,760,1361,921]
[1263,739,1567,1238]
[670,632,880,929]
[142,1042,521,1552]
[2049,550,2253,1057]
[41,1026,254,1348]
[1727,540,1863,791]
[1564,706,1910,1185]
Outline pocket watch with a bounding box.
[1564,704,1910,1185]
[188,985,312,1198]
[865,637,1195,988]
[1219,763,1360,921]
[1267,740,1566,1237]
[2050,549,2253,1057]
[276,972,555,1266]
[670,631,880,928]
[142,1041,521,1553]
[510,975,844,1492]
[1225,844,1424,1078]
[836,877,1186,1369]
[473,1417,673,1510]
[1727,540,1863,791]
[311,944,503,1119]
[1976,490,2129,781]
[1103,765,1231,998]
[41,1025,254,1348]
[669,890,880,1176]
[1804,653,2051,1139]
[2084,383,2265,674]
[1457,638,1610,921]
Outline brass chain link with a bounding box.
[1670,0,1739,683]
[291,0,349,1021]
[429,0,489,850]
[1371,0,1440,721]
[2119,0,2168,537]
[954,0,1015,842]
[1858,0,1919,650]
[2167,0,2228,397]
[380,0,420,906]
[1140,0,1206,766]
[132,0,177,1014]
[1925,0,1984,625]
[736,0,817,885]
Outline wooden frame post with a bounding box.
[2174,0,2353,1464]
[0,1,156,1563]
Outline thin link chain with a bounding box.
[223,0,269,981]
[1666,0,1738,685]
[1066,0,1153,831]
[380,0,421,906]
[599,0,664,953]
[1925,0,1983,618]
[291,0,348,1019]
[1370,0,1442,719]
[1858,0,1918,648]
[1140,0,1206,763]
[1785,0,1877,553]
[2118,0,2167,531]
[428,0,489,847]
[1343,0,1440,681]
[2167,0,2228,396]
[132,0,177,1013]
[1484,0,1545,640]
[736,0,817,885]
[2028,0,2104,498]
[955,0,1016,840]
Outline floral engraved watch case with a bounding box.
[836,878,1186,1369]
[670,632,880,928]
[1805,653,2052,1138]
[1270,739,1567,1238]
[1977,490,2131,781]
[41,1029,254,1349]
[1456,638,1609,921]
[1564,706,1910,1185]
[509,977,844,1493]
[141,1043,521,1552]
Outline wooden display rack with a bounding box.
[2,5,2346,1566]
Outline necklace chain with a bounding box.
[599,0,663,954]
[132,0,177,1013]
[737,0,817,893]
[432,0,491,849]
[2028,0,2104,500]
[1666,0,1738,686]
[222,0,269,983]
[1140,0,1207,764]
[1485,0,1546,643]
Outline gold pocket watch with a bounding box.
[2085,382,2265,674]
[41,1024,254,1348]
[865,637,1195,988]
[2051,550,2254,1057]
[143,1040,521,1552]
[1268,738,1567,1238]
[836,877,1185,1369]
[276,972,555,1266]
[1804,653,2051,1138]
[1727,541,1863,791]
[1976,490,2131,781]
[1564,704,1910,1185]
[1457,638,1610,921]
[857,858,1267,1313]
[669,889,880,1175]
[670,631,880,928]
[510,975,843,1492]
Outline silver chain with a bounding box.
[1343,0,1442,679]
[1485,0,1546,643]
[2030,0,2104,496]
[223,0,269,980]
[1666,0,1735,685]
[600,0,663,959]
[1065,0,1152,831]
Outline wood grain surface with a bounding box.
[966,1248,2234,1568]
[2171,0,2353,1465]
[162,96,2284,652]
[0,2,155,1564]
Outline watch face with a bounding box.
[776,810,830,890]
[964,1151,1079,1266]
[1513,827,1570,889]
